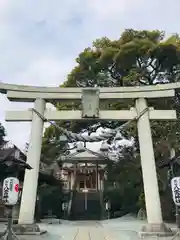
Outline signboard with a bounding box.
[171,177,180,206]
[82,88,99,118]
[2,177,19,206]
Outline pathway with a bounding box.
[0,215,177,239]
[33,220,140,240]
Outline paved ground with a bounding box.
[0,215,178,240]
[28,219,140,240]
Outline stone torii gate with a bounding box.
[0,82,179,234]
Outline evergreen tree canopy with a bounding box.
[0,123,6,147]
[42,29,180,220]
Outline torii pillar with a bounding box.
[18,98,45,225]
[136,98,171,235]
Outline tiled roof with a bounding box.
[0,147,16,161]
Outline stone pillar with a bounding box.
[18,98,45,224]
[98,172,101,190]
[68,173,71,191]
[96,163,98,190]
[136,98,170,234]
[170,148,175,159]
[101,173,104,191]
[70,172,74,190]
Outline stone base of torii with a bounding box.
[0,82,179,237]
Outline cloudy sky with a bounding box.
[0,0,180,150]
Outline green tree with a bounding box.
[58,29,180,137]
[59,30,180,164]
[104,147,142,216]
[38,184,63,219]
[0,123,6,147]
[64,29,180,88]
[43,29,180,220]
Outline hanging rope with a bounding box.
[30,107,148,143]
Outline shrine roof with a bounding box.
[60,148,108,163]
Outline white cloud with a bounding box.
[14,57,75,86]
[85,0,143,20]
[0,0,180,150]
